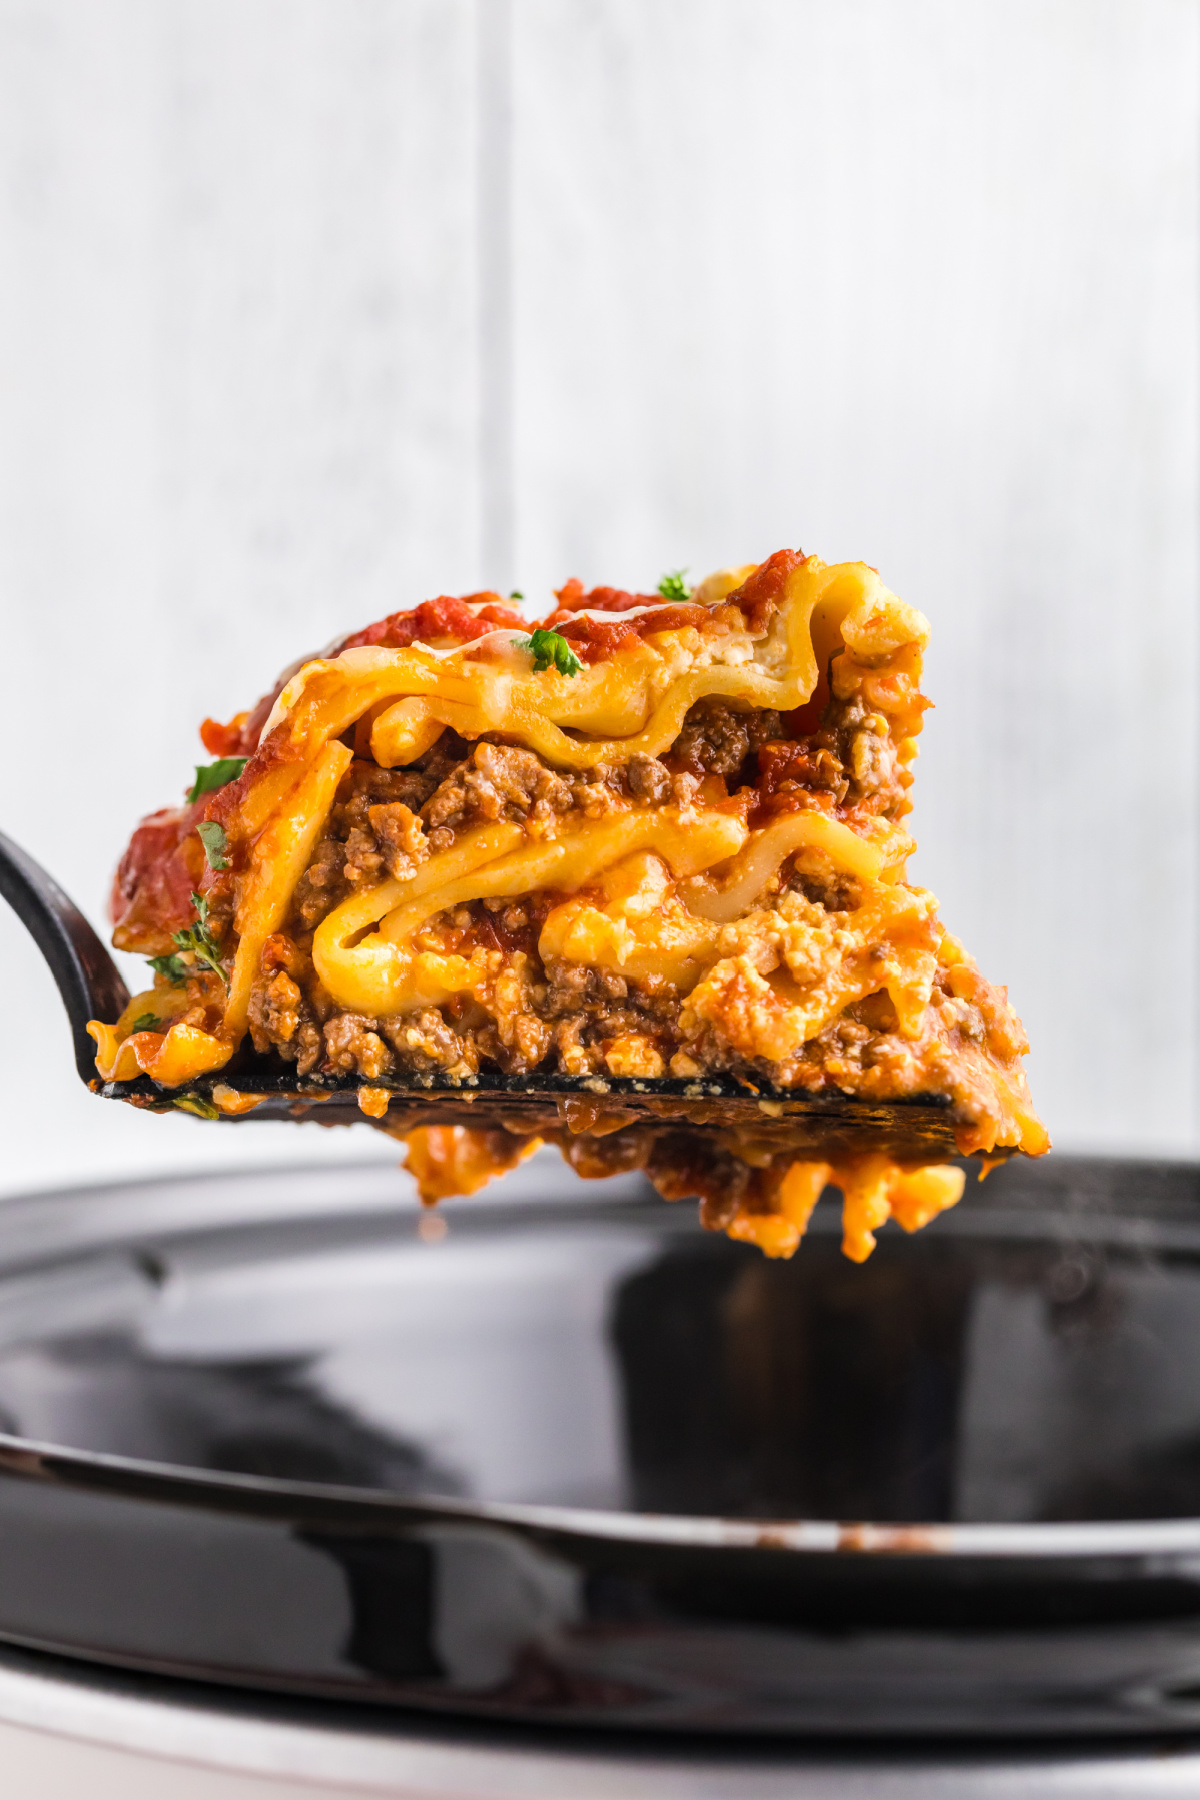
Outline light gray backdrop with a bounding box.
[0,0,1196,1196]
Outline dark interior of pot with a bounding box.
[1,1152,1197,1527]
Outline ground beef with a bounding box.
[503,1009,554,1070]
[247,970,302,1054]
[341,801,428,887]
[238,930,681,1088]
[536,958,678,1078]
[424,742,576,848]
[469,891,557,959]
[370,803,427,879]
[628,753,672,803]
[839,697,900,803]
[572,765,627,818]
[552,1014,595,1077]
[379,1009,479,1079]
[336,757,440,822]
[261,932,311,981]
[323,1013,393,1079]
[289,759,440,929]
[756,740,849,809]
[755,693,905,819]
[542,960,629,1014]
[671,699,782,779]
[290,837,348,931]
[341,826,385,888]
[295,1021,323,1077]
[787,858,859,913]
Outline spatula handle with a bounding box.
[0,830,129,1085]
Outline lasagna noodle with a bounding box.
[257,558,911,777]
[90,742,351,1084]
[312,809,747,1015]
[227,741,353,1038]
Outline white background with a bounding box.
[0,0,1196,1198]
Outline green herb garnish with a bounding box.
[657,570,691,602]
[128,1013,162,1033]
[509,589,524,601]
[517,628,582,677]
[147,953,188,986]
[187,758,246,804]
[197,820,228,871]
[171,892,229,987]
[174,1095,220,1121]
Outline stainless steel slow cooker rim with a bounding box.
[2,1150,1200,1566]
[5,1426,1200,1564]
[6,1636,1195,1799]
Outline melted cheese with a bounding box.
[681,883,942,1058]
[725,1157,966,1262]
[89,1018,231,1085]
[540,853,720,989]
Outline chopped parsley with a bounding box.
[187,757,246,804]
[128,1012,162,1033]
[171,892,229,987]
[197,820,228,870]
[174,1095,220,1121]
[147,953,188,986]
[509,589,524,601]
[657,570,691,602]
[516,628,582,677]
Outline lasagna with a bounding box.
[90,550,1048,1260]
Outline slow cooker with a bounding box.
[3,1152,1200,1790]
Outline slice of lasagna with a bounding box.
[90,551,1047,1260]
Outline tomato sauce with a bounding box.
[551,580,661,615]
[340,593,524,652]
[109,807,204,950]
